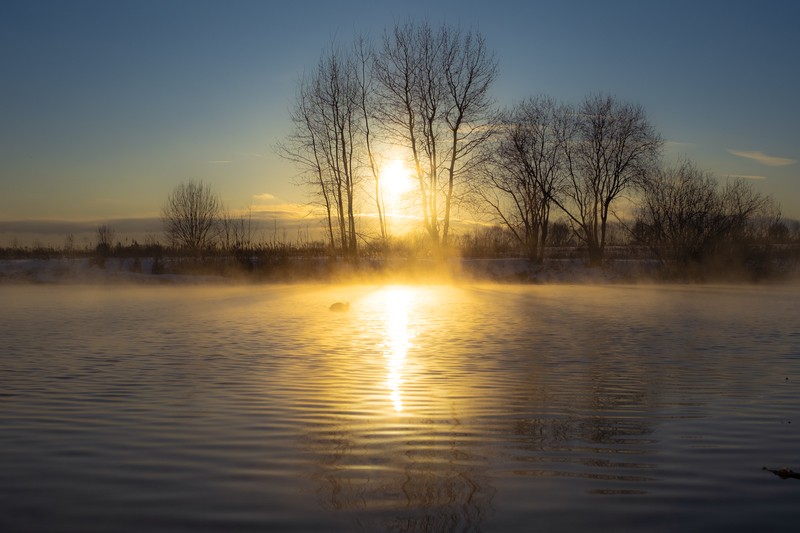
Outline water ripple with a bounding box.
[1,284,799,531]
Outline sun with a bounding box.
[380,159,415,211]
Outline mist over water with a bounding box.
[1,283,798,531]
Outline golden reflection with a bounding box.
[300,284,495,531]
[378,286,414,413]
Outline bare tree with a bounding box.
[353,34,388,242]
[720,177,781,242]
[162,180,222,251]
[440,25,497,244]
[479,96,568,262]
[280,75,337,250]
[555,94,662,265]
[279,42,363,258]
[375,21,497,251]
[635,159,779,274]
[635,160,721,266]
[95,224,116,256]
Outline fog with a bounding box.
[0,252,783,286]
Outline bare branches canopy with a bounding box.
[479,96,569,263]
[635,159,780,274]
[280,21,497,257]
[375,22,497,248]
[162,180,222,251]
[279,38,382,258]
[479,94,662,265]
[556,94,663,265]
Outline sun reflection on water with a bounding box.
[378,286,415,412]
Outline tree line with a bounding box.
[276,20,784,273]
[26,20,784,279]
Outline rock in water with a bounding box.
[329,302,350,312]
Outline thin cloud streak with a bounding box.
[665,140,697,148]
[727,149,796,167]
[249,203,315,220]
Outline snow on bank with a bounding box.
[0,258,228,285]
[0,256,668,285]
[3,255,797,285]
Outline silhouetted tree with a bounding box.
[162,180,221,251]
[479,96,569,262]
[280,42,363,259]
[555,94,662,265]
[636,159,779,275]
[95,224,116,266]
[95,224,115,254]
[353,34,388,242]
[768,220,790,242]
[281,23,496,257]
[548,220,574,247]
[375,21,497,251]
[280,76,337,251]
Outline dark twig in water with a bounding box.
[763,467,800,480]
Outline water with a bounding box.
[1,283,798,532]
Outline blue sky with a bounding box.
[1,0,798,241]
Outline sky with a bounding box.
[1,0,799,244]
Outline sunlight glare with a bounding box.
[380,286,415,413]
[380,159,415,212]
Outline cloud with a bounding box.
[664,140,697,148]
[209,160,232,164]
[727,150,796,167]
[252,192,277,202]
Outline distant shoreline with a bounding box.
[1,257,797,286]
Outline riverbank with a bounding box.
[0,256,796,285]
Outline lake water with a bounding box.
[1,283,799,532]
